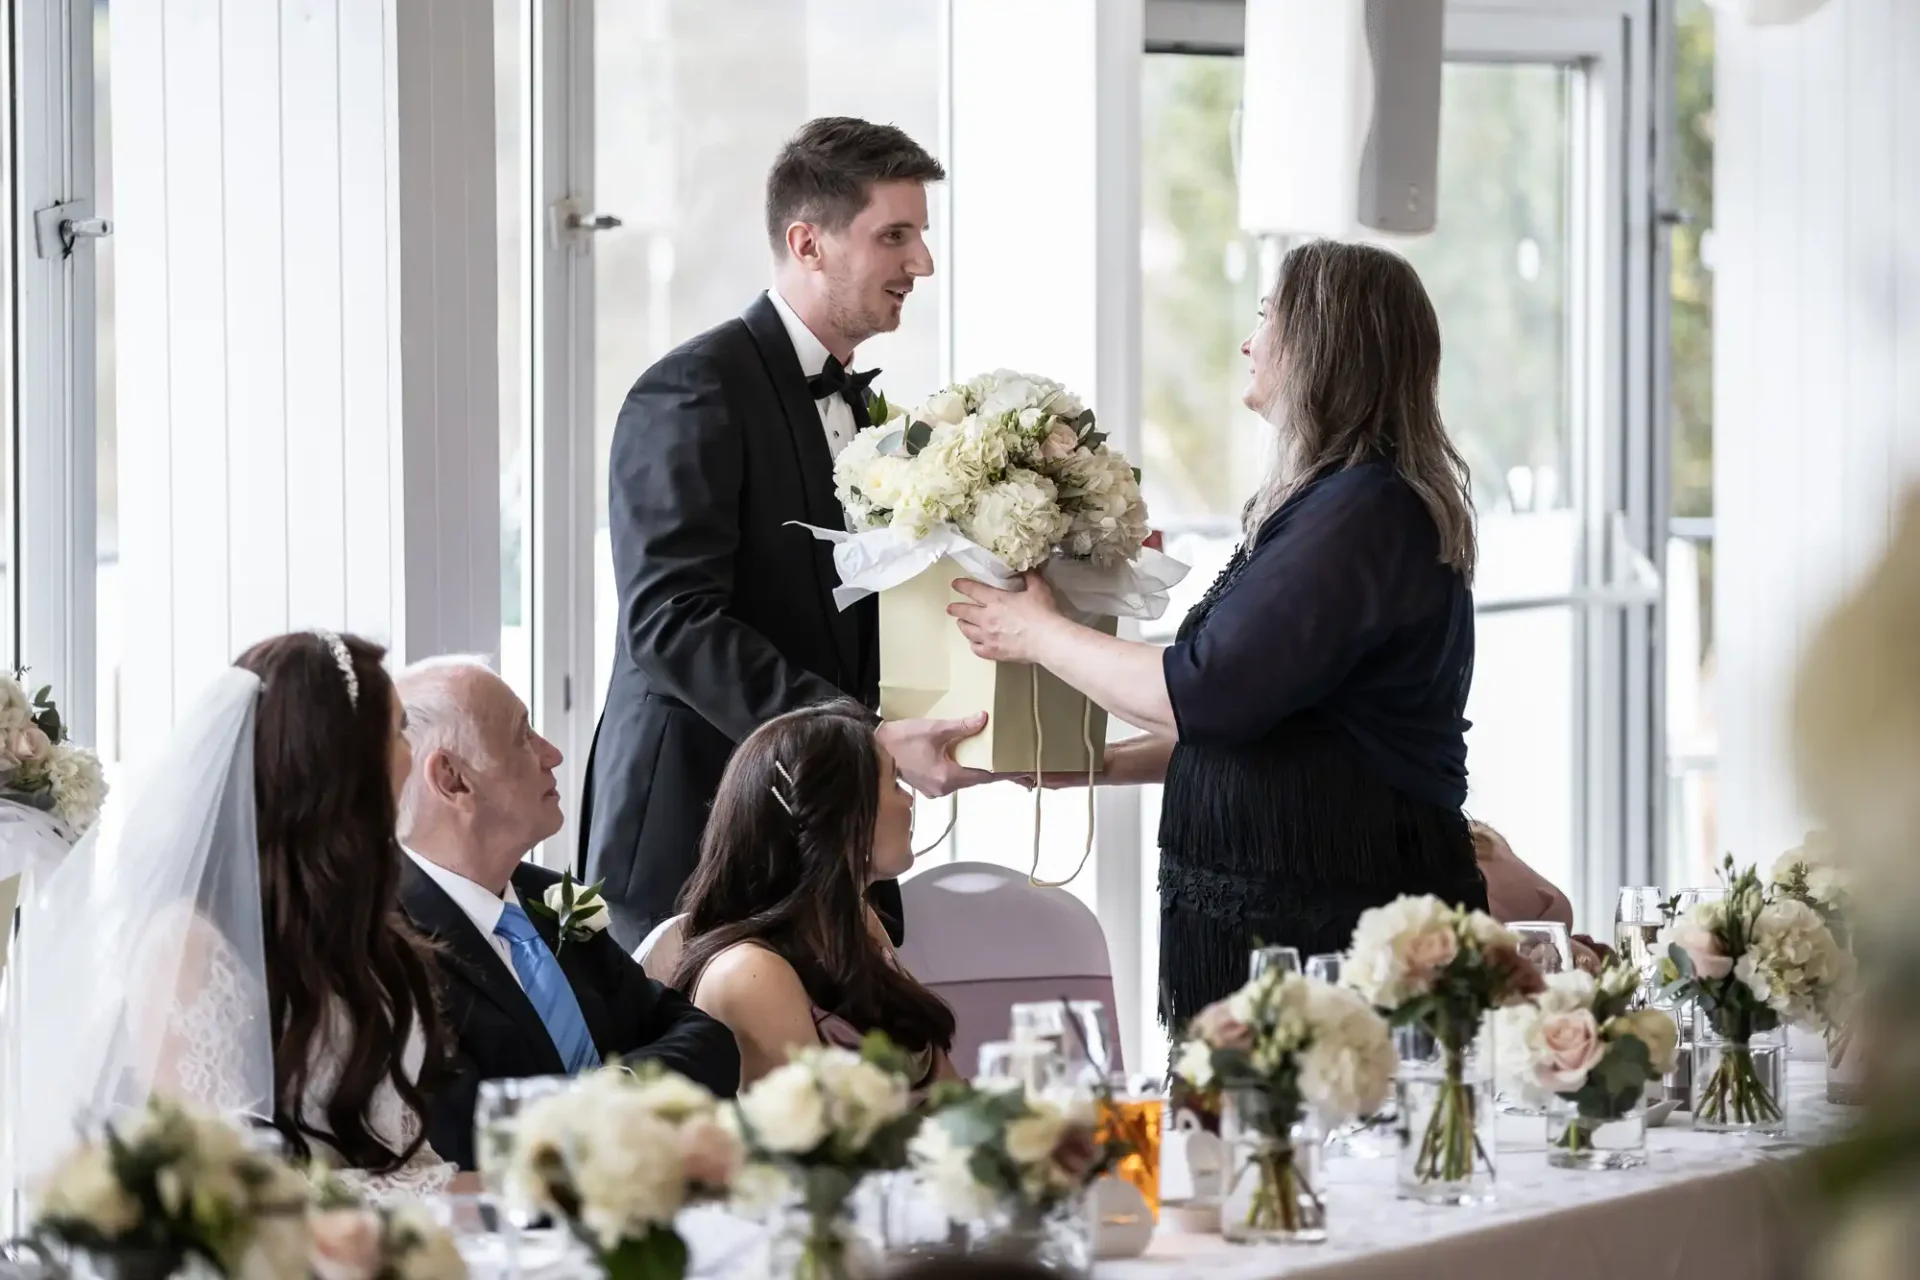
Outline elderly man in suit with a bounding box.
[395,657,739,1170]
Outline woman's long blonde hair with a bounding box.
[1243,240,1477,581]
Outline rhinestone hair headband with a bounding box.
[770,761,797,816]
[311,629,360,708]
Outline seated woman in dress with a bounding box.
[666,700,957,1088]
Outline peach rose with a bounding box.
[1672,921,1734,980]
[309,1209,382,1280]
[676,1116,742,1190]
[1533,1009,1607,1092]
[1036,422,1080,461]
[1404,925,1459,983]
[1192,1000,1254,1052]
[8,724,49,765]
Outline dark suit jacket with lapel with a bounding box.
[578,291,902,950]
[402,860,741,1170]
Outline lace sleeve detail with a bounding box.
[133,906,270,1114]
[331,1140,458,1201]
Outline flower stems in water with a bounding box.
[1413,1046,1483,1185]
[1697,1046,1782,1127]
[1240,1145,1322,1234]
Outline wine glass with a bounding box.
[1248,946,1301,981]
[474,1075,569,1216]
[1305,953,1345,986]
[1508,920,1574,977]
[1615,886,1666,996]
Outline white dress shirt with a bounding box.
[768,286,861,459]
[403,847,527,990]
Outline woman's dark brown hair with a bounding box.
[671,700,955,1053]
[235,632,443,1171]
[1246,239,1478,580]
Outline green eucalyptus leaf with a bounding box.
[904,420,934,455]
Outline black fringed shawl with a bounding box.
[1156,463,1487,1028]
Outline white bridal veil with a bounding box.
[12,667,273,1191]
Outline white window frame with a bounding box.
[6,0,97,739]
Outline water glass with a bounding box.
[474,1075,569,1210]
[1249,946,1301,981]
[426,1193,518,1280]
[1508,921,1573,977]
[1304,953,1344,986]
[1614,886,1667,997]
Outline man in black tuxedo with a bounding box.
[580,117,990,950]
[395,659,739,1169]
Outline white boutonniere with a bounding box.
[526,871,609,953]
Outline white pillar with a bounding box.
[948,0,1148,1069]
[110,0,499,764]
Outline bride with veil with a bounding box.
[13,631,456,1198]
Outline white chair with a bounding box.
[897,861,1124,1079]
[634,913,687,984]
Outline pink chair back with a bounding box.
[897,862,1123,1079]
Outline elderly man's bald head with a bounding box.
[396,656,565,887]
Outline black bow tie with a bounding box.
[807,356,881,416]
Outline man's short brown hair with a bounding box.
[765,117,945,253]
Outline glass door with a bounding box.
[1133,2,1659,1063]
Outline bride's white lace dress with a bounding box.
[145,907,455,1197]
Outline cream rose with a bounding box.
[543,882,609,933]
[1612,1007,1680,1074]
[1035,421,1080,462]
[1004,1111,1068,1166]
[1191,999,1255,1052]
[1532,1008,1607,1091]
[309,1209,383,1280]
[8,724,49,765]
[1403,925,1459,983]
[1174,1037,1215,1089]
[736,1063,829,1155]
[919,387,970,426]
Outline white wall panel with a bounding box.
[111,0,499,765]
[1715,0,1920,864]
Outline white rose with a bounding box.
[42,742,107,833]
[919,387,970,426]
[0,679,33,734]
[815,1053,909,1149]
[543,882,609,934]
[736,1063,829,1155]
[1463,911,1519,952]
[38,1143,139,1236]
[957,469,1067,572]
[1348,895,1458,1008]
[1535,969,1598,1017]
[1004,1111,1067,1167]
[1173,1037,1215,1089]
[909,1119,996,1220]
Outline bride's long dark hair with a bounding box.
[236,632,443,1171]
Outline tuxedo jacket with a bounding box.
[577,291,901,950]
[401,860,741,1170]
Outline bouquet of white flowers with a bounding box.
[0,673,108,882]
[1662,855,1849,1128]
[727,1036,919,1280]
[1501,965,1678,1166]
[1347,895,1545,1195]
[1171,967,1393,1238]
[307,1174,467,1280]
[835,372,1148,572]
[32,1098,312,1280]
[508,1064,741,1280]
[908,1083,1105,1219]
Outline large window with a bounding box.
[1130,8,1657,1062]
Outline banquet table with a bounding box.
[1101,1061,1841,1280]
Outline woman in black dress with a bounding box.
[949,240,1487,1028]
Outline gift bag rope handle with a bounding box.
[904,665,1099,888]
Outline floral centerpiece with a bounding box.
[507,1063,741,1280]
[1770,831,1863,1098]
[908,1081,1108,1267]
[306,1175,467,1280]
[1347,895,1544,1203]
[1171,967,1394,1242]
[1662,855,1848,1132]
[0,673,108,884]
[727,1036,919,1280]
[31,1098,311,1280]
[1502,965,1678,1169]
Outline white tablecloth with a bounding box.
[1103,1062,1841,1280]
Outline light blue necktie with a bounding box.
[493,902,602,1074]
